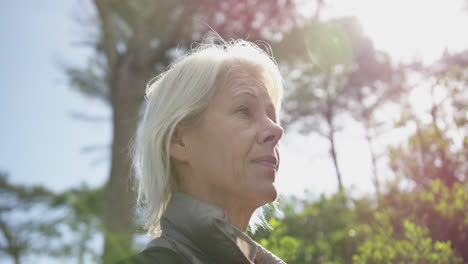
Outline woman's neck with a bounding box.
[180,184,254,232]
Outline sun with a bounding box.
[327,0,468,64]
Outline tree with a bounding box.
[276,17,404,192]
[353,212,462,264]
[390,61,468,188]
[254,192,374,264]
[381,57,468,261]
[0,171,109,264]
[376,180,468,261]
[0,172,66,264]
[60,185,105,264]
[66,0,302,262]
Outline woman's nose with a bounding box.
[258,117,284,146]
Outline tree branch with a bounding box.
[144,3,196,68]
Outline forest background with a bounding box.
[2,0,468,263]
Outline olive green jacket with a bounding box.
[123,192,285,264]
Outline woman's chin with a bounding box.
[254,183,278,206]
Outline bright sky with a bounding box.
[0,1,109,192]
[1,0,468,206]
[326,0,468,64]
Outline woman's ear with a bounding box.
[169,127,190,162]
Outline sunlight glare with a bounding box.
[326,0,468,64]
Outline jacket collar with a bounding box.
[159,192,258,263]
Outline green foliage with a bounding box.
[353,212,462,264]
[259,218,302,262]
[378,179,468,261]
[0,172,105,264]
[60,185,105,264]
[0,172,65,263]
[255,193,374,264]
[256,178,468,263]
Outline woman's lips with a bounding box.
[252,156,278,171]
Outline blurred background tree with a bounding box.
[0,172,63,264]
[353,214,463,264]
[276,16,406,193]
[253,192,374,264]
[0,171,107,264]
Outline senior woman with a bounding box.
[124,40,286,264]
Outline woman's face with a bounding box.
[176,70,283,210]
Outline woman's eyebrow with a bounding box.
[232,89,276,112]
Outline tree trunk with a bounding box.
[364,124,380,195]
[102,65,147,263]
[324,71,343,192]
[328,128,343,191]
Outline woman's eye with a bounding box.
[236,106,250,116]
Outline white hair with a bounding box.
[132,39,284,236]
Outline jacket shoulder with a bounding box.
[117,247,186,264]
